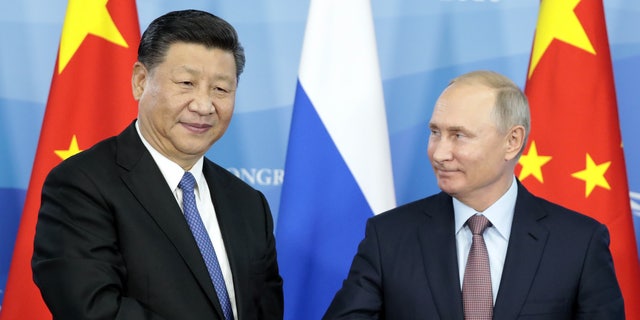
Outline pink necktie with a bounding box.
[462,215,493,320]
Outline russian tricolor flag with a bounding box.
[276,0,396,318]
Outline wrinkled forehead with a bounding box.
[431,83,497,123]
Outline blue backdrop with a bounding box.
[1,0,639,306]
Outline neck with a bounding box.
[456,175,514,212]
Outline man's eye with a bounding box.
[213,86,232,96]
[174,80,193,87]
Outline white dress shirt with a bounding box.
[454,176,517,303]
[136,122,237,318]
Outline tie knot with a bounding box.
[179,172,196,193]
[467,215,491,235]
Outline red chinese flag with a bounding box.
[517,0,640,317]
[0,0,140,318]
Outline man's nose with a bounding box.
[188,89,215,115]
[429,139,453,162]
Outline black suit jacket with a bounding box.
[324,181,624,319]
[33,121,283,319]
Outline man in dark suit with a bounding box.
[32,10,283,320]
[324,70,624,319]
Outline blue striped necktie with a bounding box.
[179,172,234,320]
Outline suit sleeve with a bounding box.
[32,162,166,320]
[323,219,384,319]
[256,191,285,319]
[576,223,625,319]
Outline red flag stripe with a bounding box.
[0,1,140,319]
[518,1,640,318]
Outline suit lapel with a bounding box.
[493,183,549,319]
[418,193,464,320]
[115,123,225,318]
[202,161,248,319]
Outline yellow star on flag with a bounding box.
[58,0,129,74]
[571,153,611,197]
[55,135,83,160]
[518,141,552,183]
[528,0,595,78]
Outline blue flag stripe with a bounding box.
[277,81,373,319]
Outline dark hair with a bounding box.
[137,9,245,79]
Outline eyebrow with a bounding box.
[175,65,232,79]
[429,123,466,132]
[175,65,235,82]
[446,126,466,132]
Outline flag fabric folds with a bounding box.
[0,0,140,318]
[275,0,396,319]
[518,0,640,317]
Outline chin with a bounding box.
[437,181,459,195]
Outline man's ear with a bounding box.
[131,62,148,101]
[505,125,525,161]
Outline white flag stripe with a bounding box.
[298,0,396,214]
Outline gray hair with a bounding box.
[449,70,530,155]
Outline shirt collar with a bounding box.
[454,176,518,240]
[135,121,205,194]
